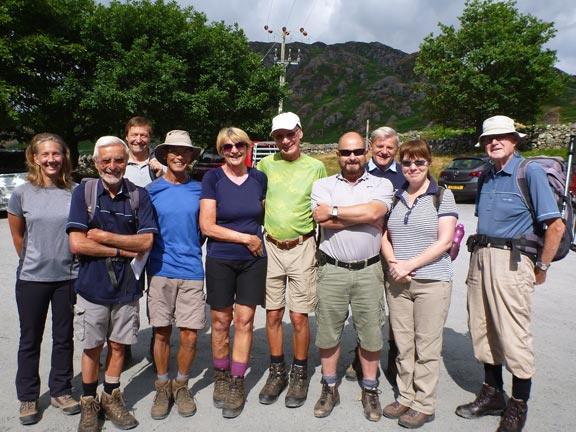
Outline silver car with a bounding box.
[0,149,27,213]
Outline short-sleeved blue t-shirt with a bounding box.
[476,155,561,238]
[146,177,204,280]
[200,167,267,260]
[66,178,158,305]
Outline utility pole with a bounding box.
[265,25,306,113]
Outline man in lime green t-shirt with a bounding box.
[257,112,327,409]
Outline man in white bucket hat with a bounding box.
[456,115,563,432]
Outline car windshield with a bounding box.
[447,158,486,170]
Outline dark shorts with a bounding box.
[205,257,267,308]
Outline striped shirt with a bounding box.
[387,180,458,281]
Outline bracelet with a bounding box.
[116,248,121,257]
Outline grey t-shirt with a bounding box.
[8,182,79,281]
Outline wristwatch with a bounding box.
[331,206,339,220]
[535,261,550,271]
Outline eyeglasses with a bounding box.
[167,146,192,156]
[339,148,365,157]
[272,131,297,141]
[479,133,515,146]
[222,141,247,152]
[400,159,428,167]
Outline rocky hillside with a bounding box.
[251,41,424,143]
[250,41,576,144]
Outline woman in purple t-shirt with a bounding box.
[199,127,267,419]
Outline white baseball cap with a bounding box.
[271,112,301,135]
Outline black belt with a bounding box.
[467,234,537,263]
[319,250,380,270]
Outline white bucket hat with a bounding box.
[478,115,526,141]
[154,130,201,165]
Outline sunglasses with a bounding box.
[222,141,247,152]
[400,159,428,167]
[479,133,515,146]
[272,131,297,141]
[339,148,365,157]
[166,146,192,155]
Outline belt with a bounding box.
[319,250,380,271]
[265,231,315,250]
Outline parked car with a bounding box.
[438,156,492,201]
[0,148,27,213]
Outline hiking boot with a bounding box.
[172,378,196,417]
[362,386,382,422]
[398,408,435,429]
[259,362,288,405]
[496,397,528,432]
[222,376,245,419]
[51,394,81,415]
[213,369,230,409]
[285,364,308,408]
[19,400,39,425]
[77,395,101,432]
[101,388,138,430]
[383,400,410,419]
[150,379,172,420]
[345,346,363,382]
[455,383,506,419]
[313,380,340,418]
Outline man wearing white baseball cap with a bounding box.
[257,112,327,408]
[456,115,563,432]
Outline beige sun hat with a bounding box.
[476,115,526,147]
[154,130,201,165]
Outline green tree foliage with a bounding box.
[1,0,283,152]
[414,0,564,132]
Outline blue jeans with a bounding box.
[16,279,76,401]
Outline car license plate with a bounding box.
[447,185,464,190]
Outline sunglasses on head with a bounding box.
[222,141,247,152]
[339,148,365,157]
[400,159,428,167]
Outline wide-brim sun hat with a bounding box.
[477,115,527,144]
[270,112,302,136]
[154,130,201,165]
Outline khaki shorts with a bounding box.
[147,276,206,330]
[264,235,318,313]
[74,295,139,349]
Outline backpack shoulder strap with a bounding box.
[516,159,537,221]
[123,179,140,226]
[83,178,99,225]
[433,186,445,212]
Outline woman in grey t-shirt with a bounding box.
[8,133,79,425]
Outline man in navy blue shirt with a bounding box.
[455,116,563,432]
[67,136,158,432]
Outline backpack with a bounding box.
[515,156,574,261]
[82,177,140,227]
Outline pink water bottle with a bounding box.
[449,224,465,260]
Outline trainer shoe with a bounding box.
[362,386,382,422]
[313,379,340,418]
[77,395,101,432]
[101,388,138,430]
[150,379,172,420]
[222,376,245,419]
[172,378,196,417]
[19,400,39,425]
[213,368,230,409]
[285,364,308,408]
[51,394,80,415]
[259,362,288,405]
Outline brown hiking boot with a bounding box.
[398,408,435,428]
[51,394,81,415]
[150,379,172,420]
[77,395,101,432]
[362,386,382,422]
[259,362,288,405]
[222,376,245,419]
[313,380,340,418]
[213,369,230,409]
[383,400,410,419]
[19,400,39,425]
[172,378,196,417]
[101,388,138,430]
[455,383,506,419]
[496,397,528,432]
[285,364,308,408]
